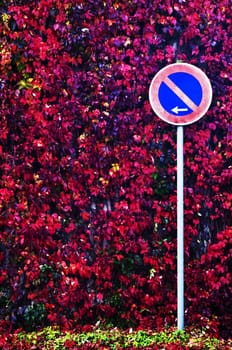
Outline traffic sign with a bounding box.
[149,63,212,125]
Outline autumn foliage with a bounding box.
[0,0,231,341]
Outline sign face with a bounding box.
[149,63,213,125]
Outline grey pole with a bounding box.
[177,125,184,330]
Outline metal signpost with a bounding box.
[149,63,212,330]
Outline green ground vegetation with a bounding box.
[12,326,231,349]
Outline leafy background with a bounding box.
[0,0,231,341]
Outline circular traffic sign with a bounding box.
[149,63,213,125]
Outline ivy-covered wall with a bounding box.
[0,0,231,338]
